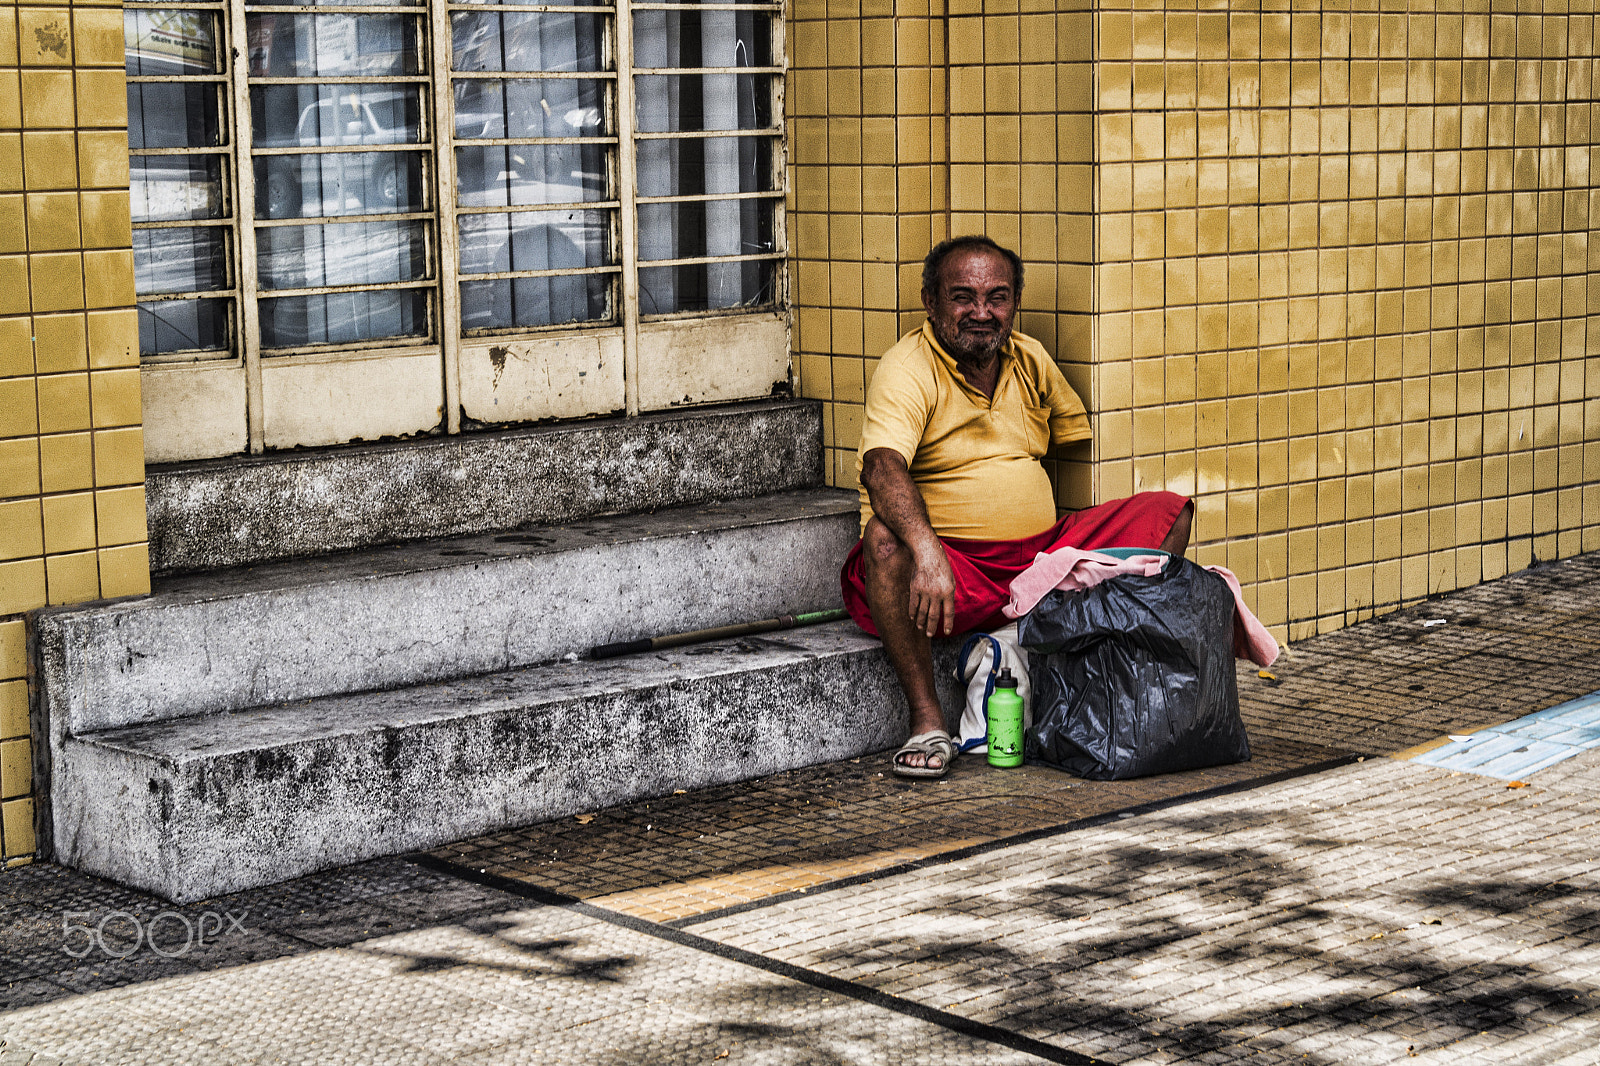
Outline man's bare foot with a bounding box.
[892,728,954,778]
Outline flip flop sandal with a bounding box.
[892,729,955,779]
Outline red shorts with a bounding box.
[839,491,1191,637]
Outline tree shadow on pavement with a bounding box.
[789,804,1600,1064]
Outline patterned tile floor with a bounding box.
[422,551,1600,923]
[4,550,1600,1064]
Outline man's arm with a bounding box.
[860,447,956,638]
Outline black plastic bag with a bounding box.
[1018,558,1250,780]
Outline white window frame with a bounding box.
[128,0,788,458]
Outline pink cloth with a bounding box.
[1002,548,1169,618]
[1004,548,1280,667]
[1204,565,1280,667]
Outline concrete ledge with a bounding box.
[146,400,825,574]
[50,624,961,902]
[37,489,860,736]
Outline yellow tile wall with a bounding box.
[1091,0,1597,642]
[0,0,147,867]
[787,0,954,488]
[790,0,1599,649]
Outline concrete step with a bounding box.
[147,399,824,574]
[48,623,961,902]
[35,487,861,738]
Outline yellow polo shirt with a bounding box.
[856,323,1092,541]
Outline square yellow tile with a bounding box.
[0,317,33,378]
[97,541,149,598]
[0,133,21,193]
[44,548,98,605]
[2,797,35,860]
[73,8,126,68]
[82,248,134,309]
[36,371,89,433]
[39,431,93,493]
[75,130,124,190]
[74,69,127,129]
[0,499,45,561]
[91,426,142,487]
[32,311,87,374]
[28,251,84,312]
[0,559,47,615]
[16,9,73,67]
[89,366,140,428]
[0,378,39,437]
[21,130,76,192]
[85,307,138,369]
[0,256,29,317]
[0,738,31,800]
[95,485,147,546]
[0,196,24,256]
[41,491,95,554]
[0,680,26,740]
[78,190,130,250]
[19,70,74,129]
[0,619,25,681]
[0,437,40,498]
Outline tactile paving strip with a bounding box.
[1413,690,1600,779]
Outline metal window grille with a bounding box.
[125,0,785,362]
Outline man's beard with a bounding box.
[933,318,1012,363]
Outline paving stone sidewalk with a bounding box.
[682,750,1600,1065]
[3,551,1599,1063]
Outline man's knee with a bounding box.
[1161,500,1194,558]
[862,517,911,573]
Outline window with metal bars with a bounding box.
[125,0,784,361]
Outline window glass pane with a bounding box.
[245,14,419,77]
[247,0,423,7]
[255,152,426,218]
[451,13,605,74]
[138,298,230,354]
[452,0,606,7]
[457,209,610,275]
[632,10,771,68]
[461,275,610,330]
[252,86,423,148]
[132,156,227,222]
[452,78,606,140]
[125,9,220,75]
[260,290,429,348]
[636,136,772,197]
[455,144,607,208]
[127,83,223,149]
[634,74,771,133]
[256,220,428,289]
[638,259,774,315]
[636,199,774,261]
[134,227,230,294]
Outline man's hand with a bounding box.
[907,542,956,638]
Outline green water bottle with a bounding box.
[986,667,1024,768]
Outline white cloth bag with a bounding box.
[955,622,1031,754]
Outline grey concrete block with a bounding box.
[50,623,962,902]
[35,489,861,736]
[146,400,825,574]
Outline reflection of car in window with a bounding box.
[256,92,413,220]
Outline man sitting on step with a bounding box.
[839,235,1193,779]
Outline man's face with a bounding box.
[922,248,1019,363]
